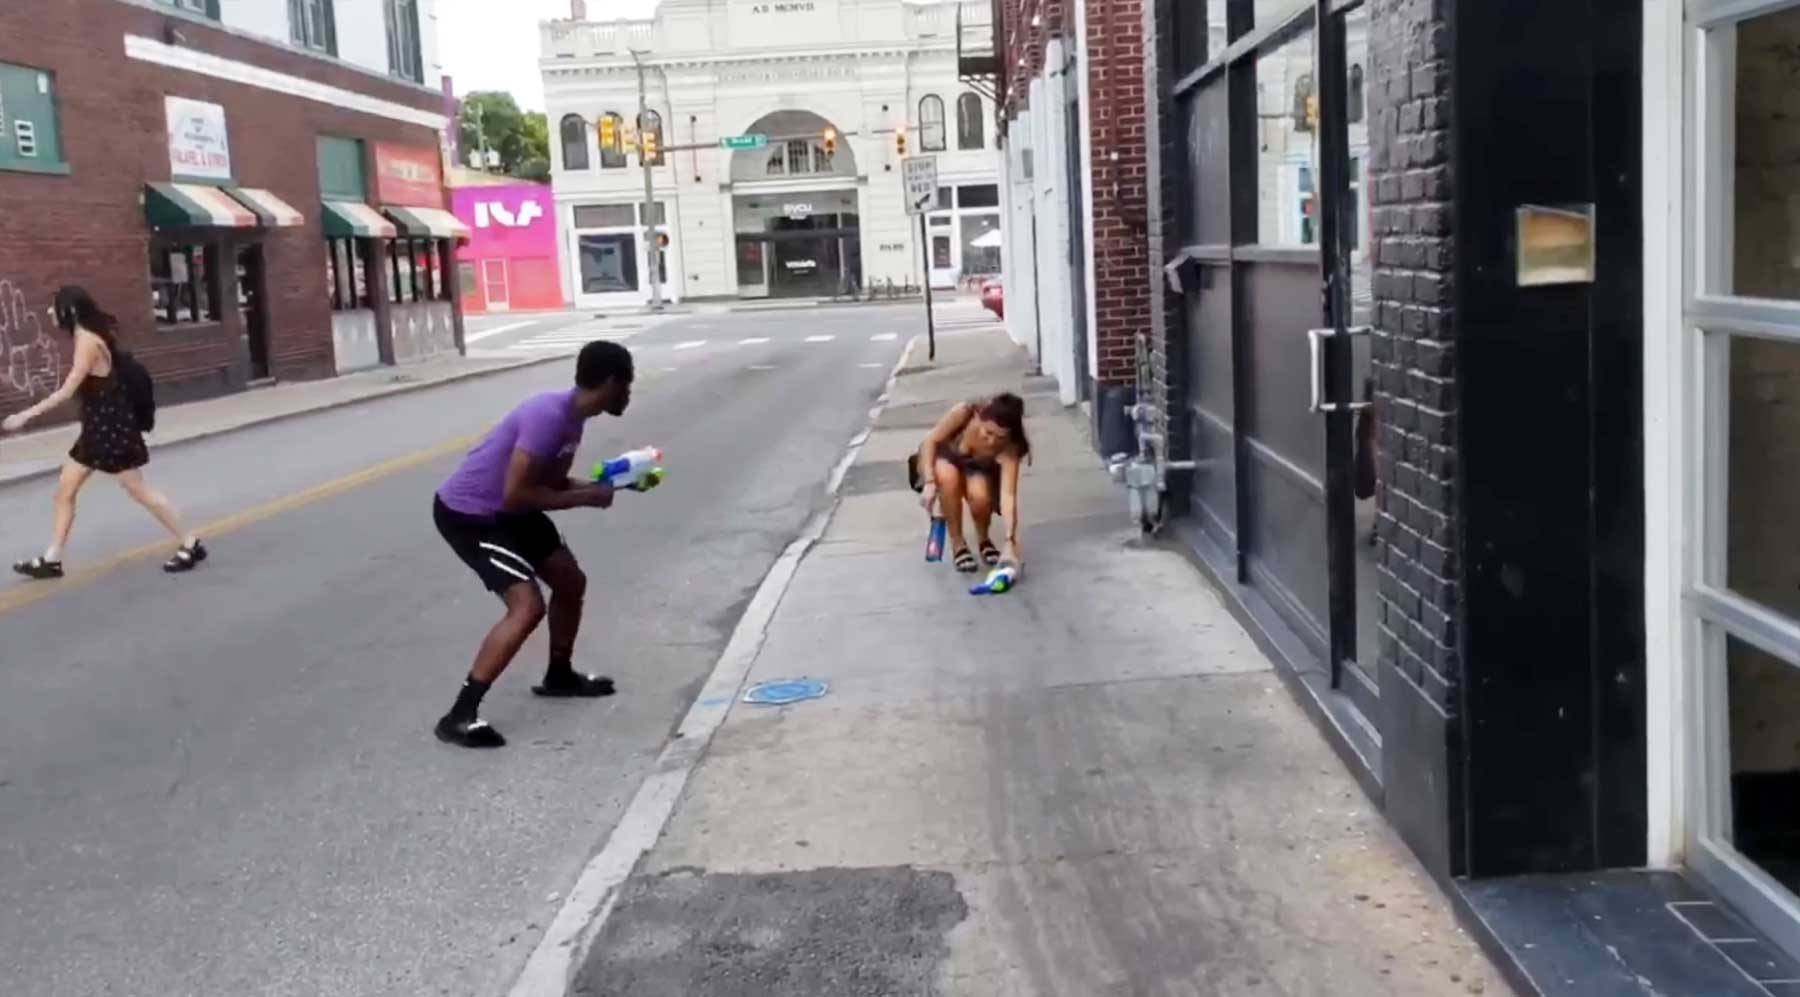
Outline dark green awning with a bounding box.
[321,200,397,238]
[384,205,471,240]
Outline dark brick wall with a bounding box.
[1368,0,1458,716]
[0,0,448,420]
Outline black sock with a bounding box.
[449,675,491,722]
[546,655,575,680]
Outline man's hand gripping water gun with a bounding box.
[592,446,667,492]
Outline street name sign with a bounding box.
[903,156,938,214]
[720,134,769,151]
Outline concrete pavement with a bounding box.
[0,305,928,996]
[564,326,1510,996]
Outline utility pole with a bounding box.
[629,49,664,313]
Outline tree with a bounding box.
[455,91,551,181]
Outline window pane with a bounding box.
[956,93,984,150]
[1254,0,1309,32]
[737,240,766,287]
[960,214,1000,275]
[572,204,634,228]
[1176,0,1229,72]
[1726,335,1800,619]
[958,184,999,208]
[1345,5,1372,324]
[1723,632,1800,896]
[1733,6,1800,300]
[579,233,638,293]
[1255,27,1317,247]
[560,115,590,171]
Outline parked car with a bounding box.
[980,278,1004,319]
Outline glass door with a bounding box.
[1687,0,1800,962]
[481,259,510,312]
[1313,0,1381,724]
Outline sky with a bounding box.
[436,0,660,112]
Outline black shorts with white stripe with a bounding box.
[433,496,566,595]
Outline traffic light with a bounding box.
[822,127,838,157]
[895,129,907,156]
[598,115,617,152]
[621,124,638,154]
[641,130,659,162]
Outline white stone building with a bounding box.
[539,0,1002,306]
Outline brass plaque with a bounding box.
[1516,204,1596,286]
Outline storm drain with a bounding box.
[572,866,968,997]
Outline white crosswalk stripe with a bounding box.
[804,334,835,343]
[738,337,771,345]
[870,333,898,342]
[673,340,707,351]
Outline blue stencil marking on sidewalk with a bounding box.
[743,678,829,705]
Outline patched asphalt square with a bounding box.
[572,866,967,997]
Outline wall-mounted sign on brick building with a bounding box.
[166,96,231,180]
[372,141,443,207]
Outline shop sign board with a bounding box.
[166,96,231,180]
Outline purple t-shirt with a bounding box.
[437,389,584,517]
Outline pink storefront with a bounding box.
[452,184,565,314]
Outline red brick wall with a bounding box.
[0,0,447,419]
[1000,0,1151,389]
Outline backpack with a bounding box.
[111,349,157,433]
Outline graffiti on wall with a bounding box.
[0,281,61,398]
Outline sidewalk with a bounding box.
[564,328,1509,995]
[0,352,556,487]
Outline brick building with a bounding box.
[993,0,1150,442]
[0,0,465,423]
[1122,0,1800,992]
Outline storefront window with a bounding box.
[959,214,1000,275]
[579,233,638,294]
[387,239,449,304]
[149,242,221,327]
[1255,27,1318,247]
[958,184,999,209]
[325,238,370,311]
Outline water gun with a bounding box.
[593,446,666,491]
[924,517,946,562]
[970,562,1018,596]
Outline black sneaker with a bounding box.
[163,540,207,573]
[11,556,63,580]
[532,671,616,698]
[434,714,506,748]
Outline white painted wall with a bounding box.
[207,0,442,89]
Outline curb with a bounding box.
[0,354,565,490]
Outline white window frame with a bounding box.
[1672,0,1800,965]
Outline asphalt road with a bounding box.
[0,304,922,996]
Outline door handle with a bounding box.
[1308,326,1375,414]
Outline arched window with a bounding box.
[1291,73,1315,133]
[919,94,946,152]
[765,147,786,176]
[638,109,664,166]
[599,112,626,169]
[812,142,833,173]
[1347,64,1365,124]
[560,114,590,171]
[956,93,984,150]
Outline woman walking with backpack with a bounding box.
[2,285,205,578]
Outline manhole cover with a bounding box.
[742,678,829,705]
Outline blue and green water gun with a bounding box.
[593,446,666,491]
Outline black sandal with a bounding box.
[533,670,617,698]
[163,540,207,574]
[978,540,1001,566]
[951,546,979,573]
[12,556,63,580]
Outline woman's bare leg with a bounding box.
[46,459,94,561]
[115,469,196,545]
[933,458,969,550]
[964,473,996,548]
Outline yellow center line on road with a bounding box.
[0,431,483,618]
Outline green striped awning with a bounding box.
[321,200,397,239]
[144,182,259,229]
[384,205,471,240]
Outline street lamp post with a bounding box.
[628,49,665,314]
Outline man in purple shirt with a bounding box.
[430,340,634,748]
